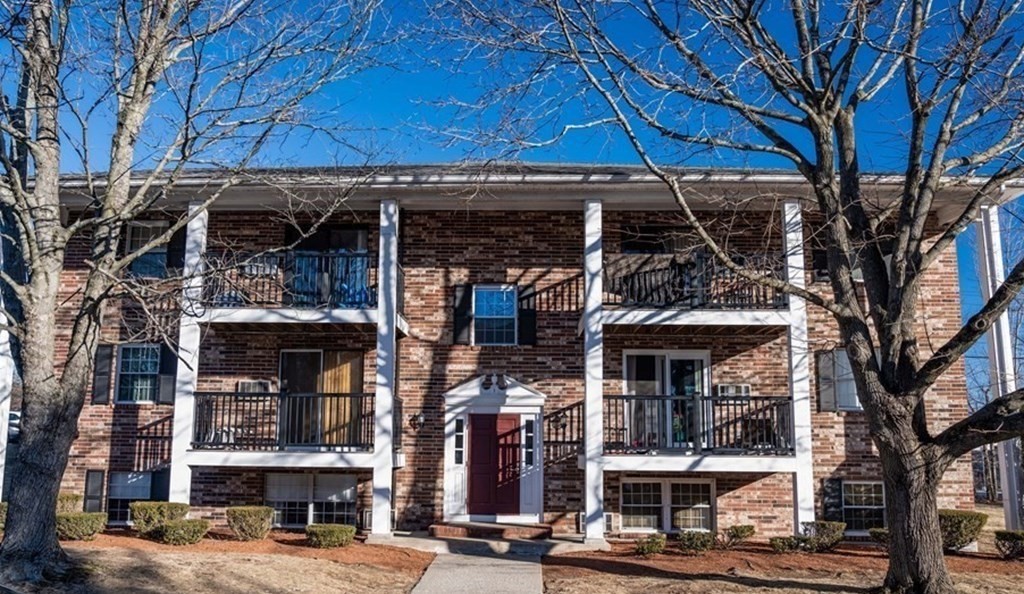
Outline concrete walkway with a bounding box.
[412,551,543,594]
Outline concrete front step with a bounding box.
[428,522,554,540]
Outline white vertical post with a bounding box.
[0,329,12,499]
[583,199,607,545]
[784,201,815,529]
[977,204,1022,530]
[169,201,209,505]
[371,199,399,538]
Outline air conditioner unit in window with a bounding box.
[237,380,272,393]
[716,384,752,398]
[361,509,397,531]
[577,511,618,534]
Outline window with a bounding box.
[265,473,356,527]
[621,480,715,533]
[842,482,886,532]
[108,471,152,523]
[621,482,663,530]
[833,350,861,411]
[670,483,713,531]
[126,221,170,278]
[524,419,536,466]
[473,286,517,346]
[117,345,161,403]
[454,418,466,465]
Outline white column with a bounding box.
[169,201,209,505]
[977,204,1022,530]
[0,329,12,499]
[583,199,608,546]
[370,199,399,538]
[784,200,815,529]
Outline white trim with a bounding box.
[617,477,716,534]
[583,199,606,544]
[371,199,399,538]
[602,308,791,327]
[471,284,518,346]
[620,349,712,395]
[198,307,378,325]
[183,449,375,468]
[977,203,1023,530]
[115,343,161,404]
[784,200,816,530]
[599,453,797,473]
[169,201,208,506]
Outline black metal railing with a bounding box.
[393,395,404,450]
[202,251,378,309]
[603,252,788,309]
[603,394,793,455]
[192,392,375,451]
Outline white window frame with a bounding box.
[833,349,863,411]
[621,350,713,450]
[126,220,170,277]
[116,344,161,404]
[841,480,886,534]
[264,472,357,528]
[107,471,153,525]
[618,477,716,534]
[471,284,518,346]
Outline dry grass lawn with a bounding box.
[12,531,434,594]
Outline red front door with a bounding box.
[467,414,521,515]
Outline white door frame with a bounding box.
[443,375,546,524]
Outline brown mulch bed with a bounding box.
[544,543,1022,594]
[13,530,434,594]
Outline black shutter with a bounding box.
[453,285,473,345]
[518,285,537,345]
[166,225,187,271]
[150,468,171,502]
[822,478,844,523]
[157,344,178,404]
[84,470,105,513]
[92,345,114,404]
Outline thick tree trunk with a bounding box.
[880,451,955,594]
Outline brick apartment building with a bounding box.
[0,164,998,543]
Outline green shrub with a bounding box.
[801,521,846,553]
[226,506,273,541]
[717,525,756,550]
[769,536,803,553]
[633,532,666,556]
[994,530,1024,560]
[937,510,987,553]
[869,528,890,551]
[306,524,356,549]
[155,519,209,546]
[57,492,84,514]
[0,502,7,530]
[56,513,107,541]
[677,530,715,555]
[129,502,190,535]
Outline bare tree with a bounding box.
[0,0,388,581]
[434,2,1024,593]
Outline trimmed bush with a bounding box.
[938,510,987,553]
[995,530,1024,560]
[717,525,756,550]
[57,492,84,514]
[129,502,190,535]
[869,528,890,551]
[677,530,715,555]
[56,513,107,541]
[0,502,7,530]
[769,536,803,553]
[306,524,356,549]
[155,519,210,546]
[634,533,667,556]
[801,521,845,553]
[226,506,273,541]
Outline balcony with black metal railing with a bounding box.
[603,393,794,456]
[603,251,788,310]
[191,392,376,452]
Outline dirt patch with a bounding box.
[543,543,1022,594]
[14,530,433,594]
